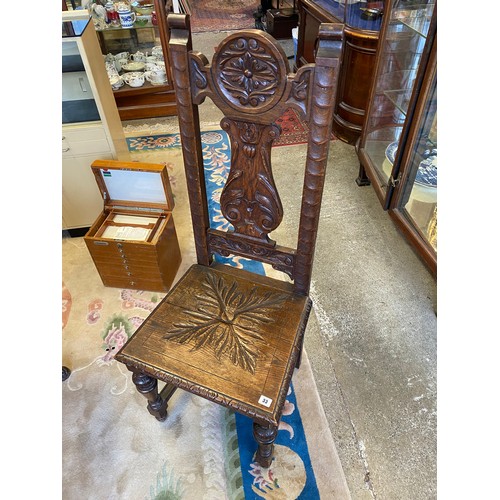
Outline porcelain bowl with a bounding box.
[133,4,153,15]
[121,61,146,72]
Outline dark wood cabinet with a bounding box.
[296,0,383,144]
[356,0,437,276]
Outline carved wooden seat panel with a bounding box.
[118,264,311,425]
[115,14,343,468]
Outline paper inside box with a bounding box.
[100,213,159,241]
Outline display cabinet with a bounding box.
[66,1,177,120]
[356,0,436,275]
[296,0,384,144]
[62,10,129,232]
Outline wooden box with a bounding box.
[84,159,182,292]
[266,9,298,39]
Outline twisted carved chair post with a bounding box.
[115,14,343,468]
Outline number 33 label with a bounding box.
[258,395,272,407]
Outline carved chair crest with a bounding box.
[168,15,342,295]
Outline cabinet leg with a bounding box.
[356,163,371,186]
[253,422,278,468]
[131,370,170,421]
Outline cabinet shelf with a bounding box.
[383,88,413,116]
[95,24,156,32]
[112,80,170,96]
[394,5,434,37]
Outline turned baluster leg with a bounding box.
[253,422,278,468]
[131,371,169,421]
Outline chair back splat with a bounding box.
[168,14,343,295]
[115,14,343,470]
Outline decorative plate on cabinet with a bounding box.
[385,141,398,165]
[385,142,437,188]
[416,153,437,188]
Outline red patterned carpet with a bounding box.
[274,108,337,147]
[124,108,337,150]
[189,0,257,33]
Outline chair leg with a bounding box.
[253,422,278,468]
[131,370,170,422]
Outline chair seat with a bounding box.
[116,263,312,426]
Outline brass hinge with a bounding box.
[388,172,401,188]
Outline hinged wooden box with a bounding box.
[84,159,182,292]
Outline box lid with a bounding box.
[91,159,174,212]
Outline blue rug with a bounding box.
[128,130,320,498]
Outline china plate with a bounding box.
[385,141,398,165]
[416,154,437,188]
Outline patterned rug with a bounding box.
[125,108,336,150]
[188,0,257,33]
[62,131,351,499]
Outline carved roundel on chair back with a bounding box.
[211,30,290,114]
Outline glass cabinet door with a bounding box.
[391,58,437,256]
[357,0,436,204]
[96,24,165,68]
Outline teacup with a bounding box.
[114,51,129,61]
[109,75,124,89]
[117,58,128,69]
[146,55,158,63]
[153,60,166,71]
[145,62,160,71]
[151,45,163,58]
[105,61,119,76]
[144,69,167,85]
[122,71,145,87]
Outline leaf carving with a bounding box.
[163,273,287,373]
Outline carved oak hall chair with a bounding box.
[115,14,343,468]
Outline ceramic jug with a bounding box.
[117,5,136,28]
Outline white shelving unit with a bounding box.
[62,9,130,230]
